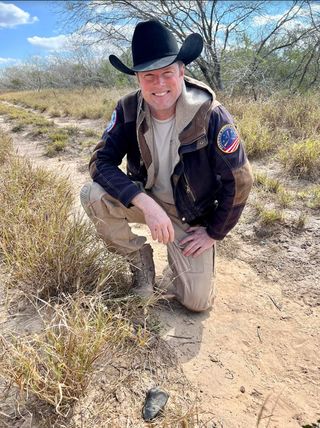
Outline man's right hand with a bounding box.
[131,193,174,244]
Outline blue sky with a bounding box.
[1,1,319,69]
[0,1,71,66]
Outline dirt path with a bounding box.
[0,104,319,427]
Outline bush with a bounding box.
[278,139,319,179]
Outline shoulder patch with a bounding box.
[217,124,240,154]
[105,109,117,133]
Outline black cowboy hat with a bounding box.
[109,20,203,75]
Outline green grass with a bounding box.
[254,202,284,226]
[299,185,320,209]
[0,102,82,157]
[254,172,282,193]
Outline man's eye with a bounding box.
[164,72,173,77]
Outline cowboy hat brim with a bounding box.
[109,33,203,75]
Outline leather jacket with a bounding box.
[89,77,253,240]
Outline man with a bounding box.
[80,20,253,312]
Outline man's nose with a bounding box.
[154,75,165,85]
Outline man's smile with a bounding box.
[152,91,170,97]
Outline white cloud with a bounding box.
[0,56,16,64]
[0,2,38,28]
[292,3,320,17]
[252,14,285,26]
[27,35,70,51]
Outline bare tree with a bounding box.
[59,0,320,93]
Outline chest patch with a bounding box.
[105,109,117,133]
[217,124,240,154]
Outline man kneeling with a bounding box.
[80,20,253,312]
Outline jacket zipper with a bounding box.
[184,173,196,202]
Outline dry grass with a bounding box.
[308,186,320,209]
[0,102,73,156]
[0,87,133,121]
[278,139,320,179]
[254,204,284,225]
[0,293,149,417]
[0,130,163,422]
[2,88,319,168]
[254,172,294,208]
[254,172,282,193]
[225,93,320,162]
[0,133,129,300]
[0,129,12,164]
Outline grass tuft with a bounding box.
[254,172,282,193]
[0,133,129,300]
[255,204,284,225]
[278,139,319,179]
[0,293,140,416]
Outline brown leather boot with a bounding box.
[128,244,155,298]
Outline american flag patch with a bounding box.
[105,109,117,133]
[217,124,240,154]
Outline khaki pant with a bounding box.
[80,182,216,312]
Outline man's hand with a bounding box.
[132,193,174,244]
[179,226,215,257]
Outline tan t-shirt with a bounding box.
[151,115,177,204]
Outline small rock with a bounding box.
[142,387,169,421]
[240,386,246,393]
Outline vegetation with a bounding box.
[0,130,201,426]
[0,87,130,120]
[254,204,285,226]
[0,294,140,416]
[0,101,106,156]
[0,2,319,96]
[0,130,151,418]
[279,139,320,179]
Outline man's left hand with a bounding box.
[179,226,215,257]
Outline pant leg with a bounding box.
[157,201,216,312]
[81,182,216,311]
[80,181,146,256]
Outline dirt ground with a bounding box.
[0,104,319,428]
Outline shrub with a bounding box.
[278,139,319,179]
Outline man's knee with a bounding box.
[80,181,104,206]
[176,274,215,312]
[80,181,107,218]
[181,292,214,312]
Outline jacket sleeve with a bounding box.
[88,101,143,207]
[206,105,253,240]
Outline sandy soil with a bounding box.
[0,104,319,428]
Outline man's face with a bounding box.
[137,63,184,120]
